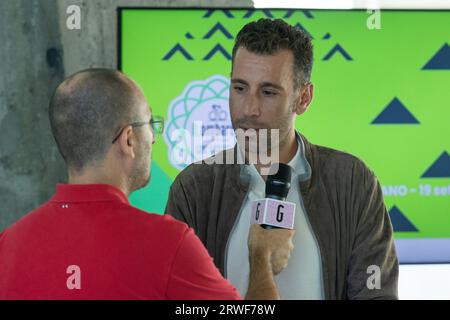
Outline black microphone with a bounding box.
[262,163,292,229]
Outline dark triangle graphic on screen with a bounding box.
[389,206,419,232]
[243,9,274,19]
[294,23,313,39]
[203,9,234,18]
[203,22,233,39]
[422,43,450,70]
[323,44,352,61]
[203,44,231,60]
[162,43,193,61]
[371,97,419,124]
[283,9,314,19]
[421,151,450,178]
[185,32,194,39]
[322,33,331,40]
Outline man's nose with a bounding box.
[243,93,261,118]
[150,130,155,145]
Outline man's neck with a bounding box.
[253,130,298,177]
[68,168,131,197]
[278,129,298,164]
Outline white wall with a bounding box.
[399,264,450,300]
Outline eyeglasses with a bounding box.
[112,115,164,144]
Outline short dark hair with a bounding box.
[232,18,313,87]
[49,68,139,171]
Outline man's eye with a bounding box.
[263,90,277,96]
[234,86,245,92]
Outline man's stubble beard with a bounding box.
[129,146,152,192]
[233,107,295,162]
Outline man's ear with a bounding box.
[294,83,314,116]
[117,126,135,159]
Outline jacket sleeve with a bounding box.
[165,175,197,229]
[346,164,399,300]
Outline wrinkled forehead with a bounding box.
[232,47,296,86]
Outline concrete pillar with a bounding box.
[0,0,65,230]
[0,0,252,230]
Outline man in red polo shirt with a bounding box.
[0,69,294,300]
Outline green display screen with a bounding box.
[119,8,450,263]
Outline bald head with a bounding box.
[49,68,146,171]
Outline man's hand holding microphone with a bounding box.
[245,163,296,300]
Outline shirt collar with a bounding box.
[291,132,312,182]
[50,183,129,204]
[287,134,306,177]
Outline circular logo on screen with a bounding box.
[164,75,236,171]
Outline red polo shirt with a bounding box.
[0,184,241,300]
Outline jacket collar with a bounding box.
[298,132,314,193]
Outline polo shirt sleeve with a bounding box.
[165,227,242,300]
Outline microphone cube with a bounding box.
[250,198,296,229]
